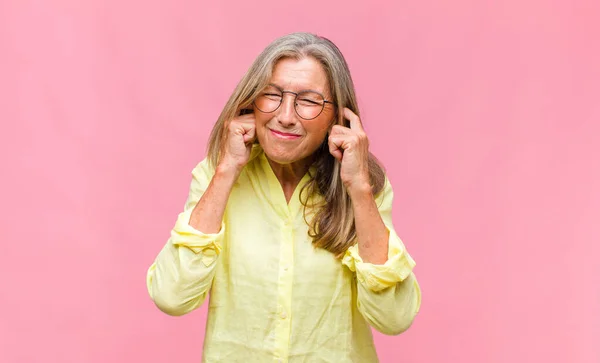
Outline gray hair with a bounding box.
[206,32,385,256]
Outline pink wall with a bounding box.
[1,1,598,362]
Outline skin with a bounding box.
[189,57,389,264]
[254,57,335,200]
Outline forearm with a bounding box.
[189,164,240,233]
[356,272,421,335]
[147,234,220,316]
[343,177,421,335]
[349,185,389,264]
[147,159,237,316]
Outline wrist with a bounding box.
[346,179,372,199]
[215,161,243,182]
[217,155,244,174]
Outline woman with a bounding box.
[146,32,421,362]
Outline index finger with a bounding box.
[343,107,363,131]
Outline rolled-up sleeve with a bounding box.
[146,159,224,316]
[342,178,422,335]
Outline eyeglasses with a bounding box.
[254,84,334,120]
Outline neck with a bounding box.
[265,153,316,204]
[267,155,314,187]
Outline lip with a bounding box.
[269,129,301,140]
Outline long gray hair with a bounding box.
[206,32,385,257]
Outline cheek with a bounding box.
[253,112,270,131]
[303,122,330,146]
[305,115,333,138]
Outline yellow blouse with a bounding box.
[146,147,421,362]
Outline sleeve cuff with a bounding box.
[342,228,416,292]
[170,209,225,266]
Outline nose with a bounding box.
[276,93,297,127]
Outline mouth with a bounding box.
[269,129,301,140]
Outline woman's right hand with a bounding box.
[218,111,256,173]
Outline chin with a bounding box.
[262,145,302,165]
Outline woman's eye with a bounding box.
[298,98,320,106]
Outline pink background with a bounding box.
[1,1,598,362]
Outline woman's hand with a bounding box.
[328,108,371,193]
[219,110,256,173]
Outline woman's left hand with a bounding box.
[328,108,371,193]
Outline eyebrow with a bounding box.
[267,83,326,96]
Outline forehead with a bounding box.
[269,57,330,94]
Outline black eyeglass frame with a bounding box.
[253,84,335,120]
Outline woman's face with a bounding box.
[254,57,335,166]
